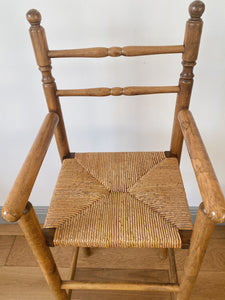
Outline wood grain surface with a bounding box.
[1,225,225,299]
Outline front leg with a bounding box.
[177,202,215,300]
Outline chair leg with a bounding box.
[84,247,92,256]
[168,249,178,300]
[159,248,168,260]
[67,247,79,299]
[18,202,68,300]
[177,202,215,300]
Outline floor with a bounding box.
[0,224,225,300]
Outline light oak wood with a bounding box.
[6,235,167,269]
[84,247,92,257]
[6,236,40,267]
[123,46,184,56]
[178,109,225,224]
[0,224,24,235]
[210,226,225,239]
[61,281,180,293]
[1,225,225,299]
[159,248,168,260]
[1,266,225,300]
[170,1,205,162]
[68,247,79,299]
[185,271,225,300]
[0,236,15,266]
[18,202,68,300]
[177,203,215,300]
[7,233,225,273]
[73,268,169,283]
[0,266,170,300]
[48,45,184,58]
[168,249,178,300]
[26,9,70,161]
[56,86,179,97]
[6,235,74,268]
[1,113,58,222]
[176,239,225,273]
[168,249,178,284]
[0,266,69,300]
[71,293,169,300]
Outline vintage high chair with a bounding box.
[2,1,225,299]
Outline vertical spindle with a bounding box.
[18,202,68,299]
[26,9,70,161]
[170,1,205,162]
[177,203,215,300]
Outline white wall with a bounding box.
[0,0,225,208]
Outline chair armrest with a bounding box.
[178,109,225,223]
[1,112,59,222]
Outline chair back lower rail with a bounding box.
[48,45,184,58]
[56,86,180,97]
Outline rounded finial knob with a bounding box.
[189,1,205,19]
[26,9,41,26]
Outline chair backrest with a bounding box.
[26,0,205,162]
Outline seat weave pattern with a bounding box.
[44,152,192,248]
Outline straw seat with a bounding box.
[44,152,192,248]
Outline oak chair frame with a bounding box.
[2,1,225,300]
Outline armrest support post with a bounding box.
[178,202,215,300]
[1,112,59,222]
[178,109,225,223]
[18,202,68,299]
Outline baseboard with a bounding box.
[189,207,198,224]
[0,206,199,224]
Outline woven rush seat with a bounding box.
[44,152,192,248]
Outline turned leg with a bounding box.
[177,202,215,300]
[18,202,68,300]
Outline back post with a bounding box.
[170,1,205,162]
[26,9,70,161]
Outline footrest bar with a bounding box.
[61,281,180,292]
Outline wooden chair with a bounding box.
[2,1,225,299]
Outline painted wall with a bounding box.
[0,0,225,208]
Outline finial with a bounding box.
[26,9,41,26]
[189,1,205,19]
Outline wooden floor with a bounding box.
[0,225,225,299]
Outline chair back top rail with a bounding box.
[48,45,184,58]
[56,86,180,97]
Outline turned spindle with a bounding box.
[48,45,184,58]
[177,203,215,300]
[26,9,70,161]
[18,202,68,299]
[56,86,180,97]
[170,1,205,162]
